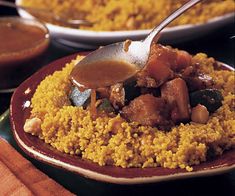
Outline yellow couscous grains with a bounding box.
[21,0,235,31]
[28,54,235,171]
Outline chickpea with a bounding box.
[23,117,42,134]
[191,104,209,124]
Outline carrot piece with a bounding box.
[175,50,192,70]
[147,58,173,86]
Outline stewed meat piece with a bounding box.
[183,73,213,92]
[122,94,170,127]
[136,70,158,88]
[136,44,192,88]
[161,78,191,123]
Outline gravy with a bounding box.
[90,89,97,118]
[71,60,138,89]
[0,18,49,66]
[0,20,47,54]
[0,17,49,89]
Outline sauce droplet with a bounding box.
[90,89,97,119]
[124,39,132,52]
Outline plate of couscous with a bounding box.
[10,44,235,184]
[16,0,235,48]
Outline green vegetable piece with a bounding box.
[98,98,115,113]
[190,89,223,113]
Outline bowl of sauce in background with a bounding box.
[0,17,49,91]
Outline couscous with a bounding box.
[21,0,235,31]
[24,44,235,171]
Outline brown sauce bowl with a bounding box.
[0,17,50,91]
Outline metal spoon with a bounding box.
[0,0,92,27]
[71,0,201,88]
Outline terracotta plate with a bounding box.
[10,53,235,184]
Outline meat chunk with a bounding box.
[136,44,192,88]
[144,44,175,87]
[149,44,178,69]
[175,50,192,71]
[177,63,214,92]
[136,70,158,88]
[122,94,170,127]
[146,59,174,87]
[183,74,213,92]
[161,78,191,123]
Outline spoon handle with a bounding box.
[144,0,202,45]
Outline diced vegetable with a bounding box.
[175,50,192,70]
[161,78,190,122]
[189,89,223,112]
[145,44,175,86]
[69,86,91,107]
[146,59,173,86]
[191,104,209,124]
[97,98,115,113]
[150,45,178,68]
